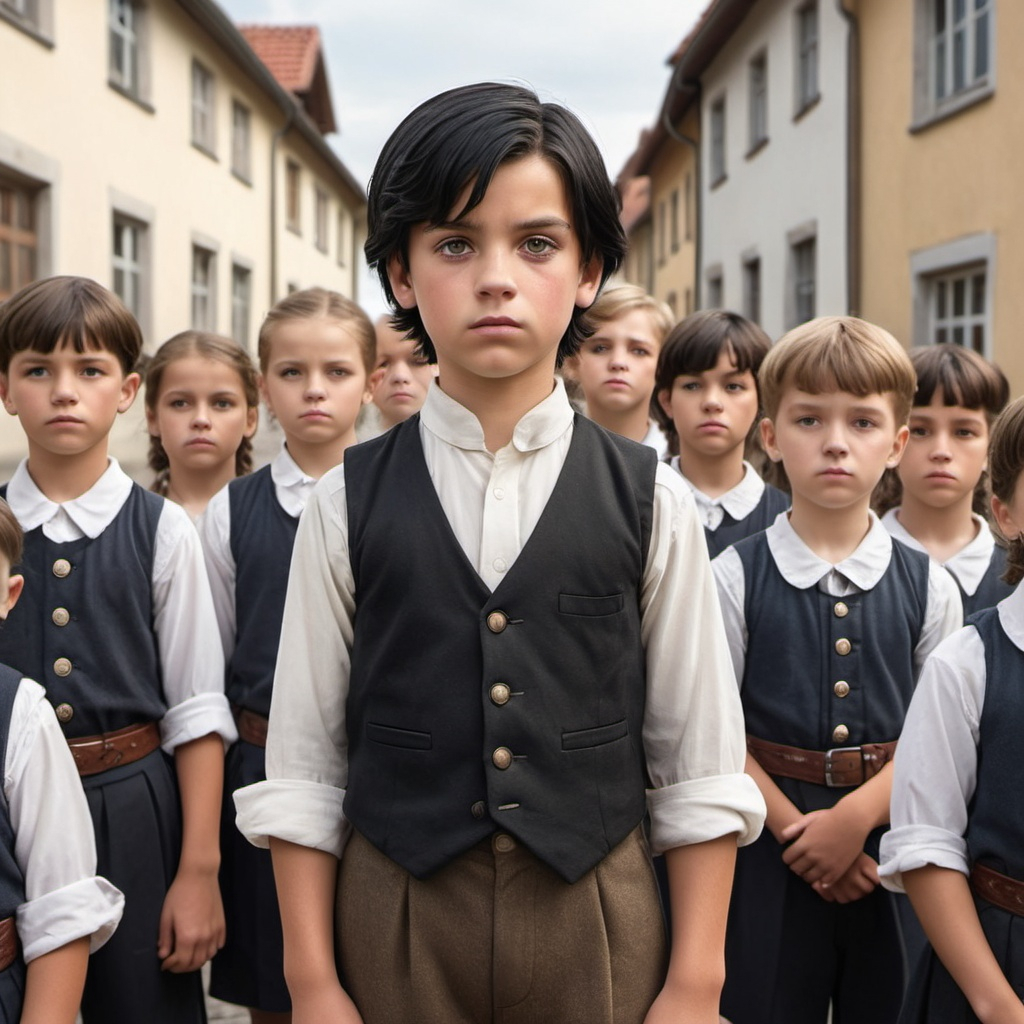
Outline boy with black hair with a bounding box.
[236,82,764,1024]
[0,276,236,1023]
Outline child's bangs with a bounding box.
[911,345,1008,417]
[785,334,908,404]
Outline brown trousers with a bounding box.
[336,827,668,1024]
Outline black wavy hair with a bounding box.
[364,82,626,366]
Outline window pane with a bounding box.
[936,326,948,344]
[971,324,984,353]
[971,273,985,314]
[0,242,10,293]
[952,277,965,316]
[953,28,966,91]
[975,11,989,77]
[936,280,947,317]
[954,0,965,21]
[935,0,946,32]
[952,325,964,346]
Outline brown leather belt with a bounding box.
[747,735,897,788]
[970,863,1024,916]
[67,721,161,777]
[235,708,268,748]
[0,917,17,972]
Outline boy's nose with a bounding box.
[305,375,328,399]
[51,373,78,402]
[475,252,517,297]
[702,390,724,411]
[823,432,849,455]
[390,361,412,384]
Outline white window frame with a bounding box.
[112,216,143,320]
[191,60,216,156]
[748,50,769,152]
[314,187,329,253]
[231,261,252,349]
[285,160,301,234]
[191,242,217,331]
[743,253,761,325]
[231,100,251,182]
[109,0,138,95]
[911,232,995,357]
[795,1,820,115]
[706,264,724,310]
[786,221,817,328]
[710,96,727,186]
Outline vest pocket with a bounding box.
[562,719,628,750]
[558,592,624,617]
[366,722,432,750]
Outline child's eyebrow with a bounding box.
[428,216,572,233]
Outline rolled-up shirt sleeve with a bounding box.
[642,466,765,853]
[234,466,353,858]
[9,679,124,961]
[879,625,983,892]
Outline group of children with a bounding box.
[0,79,1017,1024]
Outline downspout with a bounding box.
[836,0,860,315]
[664,72,702,310]
[269,105,296,307]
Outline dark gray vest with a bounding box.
[0,665,25,922]
[0,484,165,737]
[343,414,656,882]
[957,544,1013,617]
[704,482,789,558]
[966,607,1024,880]
[227,466,299,717]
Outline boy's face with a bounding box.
[370,324,435,427]
[388,154,602,393]
[260,317,372,446]
[658,348,759,462]
[898,394,989,511]
[761,387,908,512]
[0,341,139,461]
[573,309,659,418]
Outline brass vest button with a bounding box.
[490,683,511,706]
[486,611,508,634]
[54,702,74,723]
[492,747,513,770]
[470,800,486,819]
[835,638,852,656]
[53,657,72,677]
[834,601,849,618]
[493,833,516,854]
[834,680,850,698]
[52,607,70,627]
[52,558,71,578]
[832,724,850,744]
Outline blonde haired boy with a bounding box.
[712,316,962,1023]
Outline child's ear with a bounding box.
[1,575,23,617]
[575,256,603,310]
[992,494,1020,543]
[656,388,673,421]
[0,374,14,416]
[760,417,782,462]
[144,403,160,438]
[257,373,274,416]
[118,372,141,414]
[387,254,417,310]
[886,424,910,469]
[243,405,259,439]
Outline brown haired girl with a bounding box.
[145,331,259,520]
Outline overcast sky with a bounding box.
[218,0,707,313]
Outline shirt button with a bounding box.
[834,601,849,618]
[492,747,513,770]
[832,724,850,744]
[493,833,516,854]
[53,657,72,677]
[493,558,507,573]
[493,487,505,500]
[487,611,508,634]
[52,559,71,578]
[834,680,850,698]
[490,683,511,706]
[470,800,486,819]
[54,702,74,723]
[835,638,852,656]
[51,607,70,627]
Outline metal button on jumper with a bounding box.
[835,638,852,656]
[834,601,849,618]
[52,607,70,626]
[487,611,509,633]
[832,724,850,744]
[493,833,516,853]
[53,657,72,677]
[492,747,513,770]
[55,702,73,723]
[833,681,850,698]
[471,801,486,819]
[52,559,71,578]
[490,683,511,706]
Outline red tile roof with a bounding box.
[239,25,321,94]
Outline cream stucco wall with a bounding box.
[857,0,1024,393]
[0,0,365,477]
[701,0,849,337]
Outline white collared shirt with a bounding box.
[3,458,236,753]
[235,379,766,860]
[712,510,963,689]
[201,446,317,662]
[880,584,1024,892]
[641,419,668,460]
[6,676,123,961]
[673,459,769,533]
[882,507,999,598]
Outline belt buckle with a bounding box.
[824,745,862,788]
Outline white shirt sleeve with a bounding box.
[642,468,765,853]
[879,625,984,892]
[7,679,124,961]
[198,485,236,664]
[711,546,748,689]
[234,467,352,857]
[913,561,966,678]
[151,501,236,753]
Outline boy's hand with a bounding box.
[292,979,365,1024]
[158,864,225,972]
[811,853,879,904]
[779,800,869,886]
